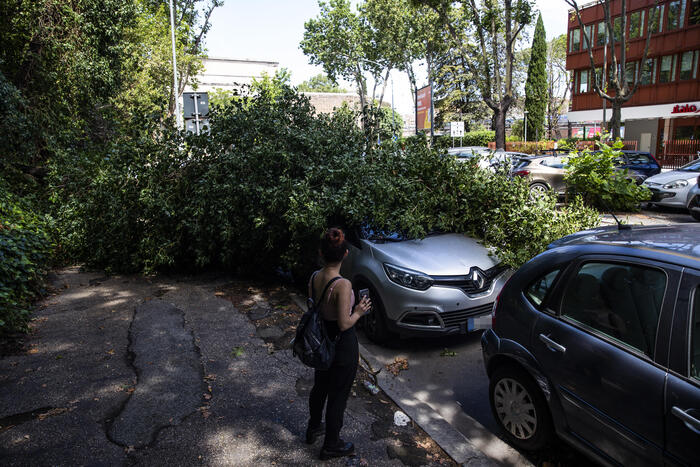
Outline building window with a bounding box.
[668,0,687,30]
[640,58,656,85]
[579,69,589,93]
[583,24,593,49]
[691,0,700,25]
[613,16,623,42]
[596,21,607,46]
[659,54,677,83]
[630,10,645,38]
[570,28,581,52]
[649,5,665,33]
[680,50,699,80]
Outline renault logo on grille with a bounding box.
[469,268,486,289]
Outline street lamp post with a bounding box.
[168,0,182,129]
[524,110,528,143]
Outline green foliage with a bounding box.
[565,140,651,211]
[0,182,53,334]
[524,13,547,142]
[54,84,597,278]
[298,73,349,93]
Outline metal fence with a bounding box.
[658,140,700,169]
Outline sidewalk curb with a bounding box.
[357,341,495,467]
[290,294,494,466]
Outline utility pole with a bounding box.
[169,0,182,129]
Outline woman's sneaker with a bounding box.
[305,424,325,444]
[320,440,354,460]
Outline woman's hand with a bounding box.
[354,296,372,316]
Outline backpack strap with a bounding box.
[310,273,343,310]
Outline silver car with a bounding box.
[642,159,700,208]
[341,227,511,343]
[686,176,700,221]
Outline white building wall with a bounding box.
[185,57,279,93]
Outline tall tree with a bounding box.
[417,0,535,149]
[524,13,546,141]
[545,34,569,140]
[301,0,422,131]
[566,0,656,139]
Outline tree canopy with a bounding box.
[298,74,350,93]
[524,13,546,141]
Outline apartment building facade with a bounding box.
[566,0,700,158]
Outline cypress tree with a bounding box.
[524,13,547,141]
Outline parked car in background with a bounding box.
[686,174,700,221]
[512,155,568,197]
[482,224,700,466]
[643,158,700,209]
[340,226,510,344]
[446,146,492,160]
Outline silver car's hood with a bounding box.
[367,233,498,276]
[643,170,699,185]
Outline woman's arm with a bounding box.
[335,279,371,331]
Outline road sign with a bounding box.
[183,92,209,135]
[450,121,464,138]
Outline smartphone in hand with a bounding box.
[359,288,371,313]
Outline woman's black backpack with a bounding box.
[292,273,341,370]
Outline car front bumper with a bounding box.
[380,270,511,337]
[645,185,692,207]
[480,328,500,373]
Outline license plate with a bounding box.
[473,314,492,330]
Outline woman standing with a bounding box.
[306,227,371,460]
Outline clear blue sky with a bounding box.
[204,0,571,113]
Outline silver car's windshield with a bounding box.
[360,226,446,243]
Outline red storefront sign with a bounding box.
[671,104,699,114]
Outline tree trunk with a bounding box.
[610,101,622,139]
[494,107,507,149]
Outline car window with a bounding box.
[626,153,652,165]
[691,286,700,381]
[560,262,666,358]
[540,157,565,169]
[525,269,560,307]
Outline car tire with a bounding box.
[359,284,391,344]
[489,364,553,451]
[691,210,700,222]
[529,183,550,199]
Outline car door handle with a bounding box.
[539,334,566,353]
[672,406,700,434]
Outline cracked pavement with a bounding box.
[0,268,457,466]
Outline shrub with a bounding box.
[565,140,651,211]
[0,182,53,334]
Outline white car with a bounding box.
[642,159,700,208]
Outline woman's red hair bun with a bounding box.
[320,227,348,263]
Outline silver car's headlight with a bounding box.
[663,179,688,189]
[383,263,433,290]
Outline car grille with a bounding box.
[440,303,493,328]
[432,264,508,295]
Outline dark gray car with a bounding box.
[481,224,700,466]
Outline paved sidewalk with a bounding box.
[0,268,456,466]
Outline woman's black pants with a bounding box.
[308,360,358,446]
